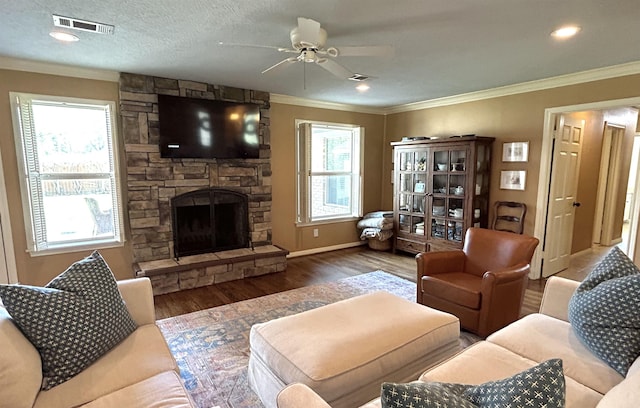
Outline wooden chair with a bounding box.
[416,227,539,337]
[492,201,527,234]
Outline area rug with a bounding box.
[157,271,468,408]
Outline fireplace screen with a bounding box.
[171,188,249,259]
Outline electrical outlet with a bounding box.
[313,228,319,238]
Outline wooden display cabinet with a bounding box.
[391,136,494,254]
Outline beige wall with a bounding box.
[0,69,133,285]
[270,103,386,252]
[3,68,640,284]
[383,74,640,238]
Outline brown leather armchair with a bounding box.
[416,227,539,338]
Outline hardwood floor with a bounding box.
[154,245,613,320]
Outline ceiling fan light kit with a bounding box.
[224,17,392,85]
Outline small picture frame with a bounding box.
[502,142,529,162]
[500,170,526,191]
[414,182,426,193]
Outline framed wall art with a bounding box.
[500,170,526,191]
[502,141,529,162]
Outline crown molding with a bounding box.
[270,93,386,115]
[385,61,640,114]
[0,56,119,82]
[2,55,638,114]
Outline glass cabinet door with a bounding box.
[396,149,428,238]
[428,147,468,244]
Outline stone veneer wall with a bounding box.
[119,73,272,263]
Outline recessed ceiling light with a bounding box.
[551,25,581,39]
[356,83,370,92]
[49,31,79,42]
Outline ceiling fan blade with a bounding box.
[315,58,353,80]
[218,42,298,54]
[297,17,322,45]
[335,45,394,57]
[262,57,298,74]
[217,41,282,51]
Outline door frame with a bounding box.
[627,136,640,261]
[532,96,640,279]
[593,122,626,246]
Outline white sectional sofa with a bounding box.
[0,277,195,408]
[276,277,640,408]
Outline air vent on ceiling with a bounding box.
[52,15,115,35]
[348,74,369,82]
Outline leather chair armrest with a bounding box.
[416,250,466,277]
[481,263,530,286]
[277,383,331,408]
[477,263,530,337]
[416,250,466,304]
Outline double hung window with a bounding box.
[296,120,363,224]
[10,93,124,254]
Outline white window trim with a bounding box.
[295,119,364,226]
[9,92,125,256]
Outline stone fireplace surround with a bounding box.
[119,73,287,294]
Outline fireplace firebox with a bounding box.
[171,188,249,259]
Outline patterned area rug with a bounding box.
[156,271,475,408]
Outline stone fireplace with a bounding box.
[119,73,287,294]
[172,188,249,259]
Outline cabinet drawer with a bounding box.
[395,238,427,254]
[427,240,463,252]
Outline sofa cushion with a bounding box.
[419,342,603,408]
[81,371,193,408]
[33,324,178,408]
[0,251,137,390]
[597,359,640,408]
[488,313,622,394]
[568,247,640,376]
[382,359,565,408]
[0,307,42,408]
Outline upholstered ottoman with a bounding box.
[248,291,460,408]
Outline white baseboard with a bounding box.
[287,241,367,258]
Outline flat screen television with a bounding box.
[158,94,260,159]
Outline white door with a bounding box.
[542,114,584,277]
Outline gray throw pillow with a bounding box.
[0,251,137,390]
[381,359,565,408]
[568,246,640,376]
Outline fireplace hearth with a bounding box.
[172,188,249,259]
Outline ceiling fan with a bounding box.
[219,17,393,81]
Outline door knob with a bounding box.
[572,202,581,207]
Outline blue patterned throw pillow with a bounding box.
[381,359,565,408]
[0,251,137,390]
[568,247,640,376]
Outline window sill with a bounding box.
[28,239,125,257]
[296,216,360,227]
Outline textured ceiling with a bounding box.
[2,0,640,108]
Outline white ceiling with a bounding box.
[2,0,640,108]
